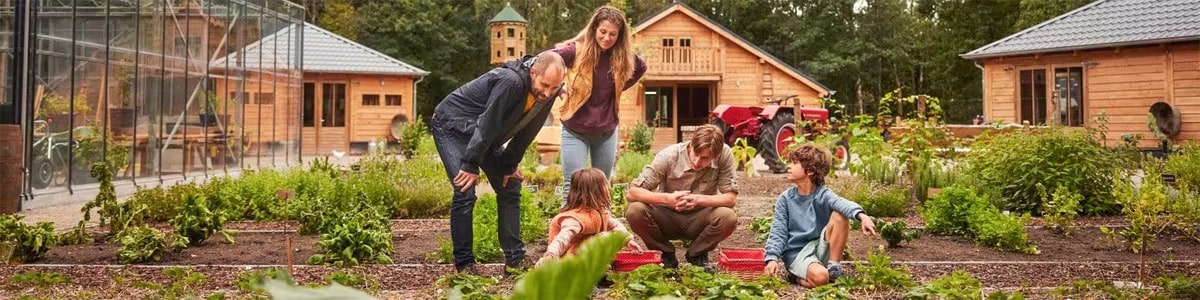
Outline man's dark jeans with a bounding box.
[430,115,525,269]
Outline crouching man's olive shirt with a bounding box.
[630,142,738,196]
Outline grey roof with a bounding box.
[635,2,831,93]
[212,23,429,76]
[963,0,1200,59]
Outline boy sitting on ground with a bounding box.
[763,144,877,288]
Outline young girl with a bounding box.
[538,168,643,266]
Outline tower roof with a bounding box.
[489,4,527,24]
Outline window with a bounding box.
[680,38,691,47]
[520,31,524,39]
[644,87,673,127]
[496,51,501,58]
[303,83,315,127]
[662,38,674,47]
[507,28,515,37]
[362,94,380,106]
[507,47,515,56]
[322,83,346,127]
[1055,67,1084,127]
[1018,69,1047,125]
[255,92,274,105]
[386,95,402,106]
[679,38,692,63]
[229,91,249,105]
[496,31,500,39]
[662,38,676,63]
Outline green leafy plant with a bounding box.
[614,152,654,184]
[628,122,653,155]
[170,194,235,251]
[8,271,72,289]
[731,137,758,178]
[399,116,428,158]
[261,278,376,300]
[1166,141,1200,190]
[57,220,93,246]
[0,214,58,263]
[327,270,380,294]
[804,283,856,299]
[1050,279,1157,300]
[611,183,629,217]
[510,232,632,299]
[904,270,982,300]
[1039,184,1081,236]
[922,185,1037,254]
[985,290,1026,300]
[749,216,772,243]
[435,273,501,300]
[307,208,394,266]
[1155,274,1200,299]
[852,251,916,294]
[114,225,171,264]
[964,127,1121,215]
[234,268,292,295]
[81,163,146,234]
[879,220,919,248]
[132,267,212,299]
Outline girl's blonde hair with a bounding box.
[561,6,634,119]
[563,168,612,213]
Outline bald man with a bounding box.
[431,51,566,274]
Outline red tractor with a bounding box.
[708,95,849,173]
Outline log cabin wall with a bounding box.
[982,42,1200,147]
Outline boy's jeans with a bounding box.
[431,115,525,269]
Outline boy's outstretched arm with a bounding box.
[763,195,790,262]
[830,194,876,235]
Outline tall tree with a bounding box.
[1012,0,1091,32]
[316,0,359,41]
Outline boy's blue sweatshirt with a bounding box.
[764,186,865,262]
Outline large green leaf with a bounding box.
[508,231,629,299]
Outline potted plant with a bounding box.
[38,91,91,133]
[199,91,233,127]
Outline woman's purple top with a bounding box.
[553,43,647,135]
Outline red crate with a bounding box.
[718,248,766,279]
[612,250,662,272]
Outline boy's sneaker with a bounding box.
[827,263,844,282]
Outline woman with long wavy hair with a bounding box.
[552,5,647,202]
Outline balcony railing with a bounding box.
[645,47,721,75]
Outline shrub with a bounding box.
[904,270,983,300]
[613,152,653,184]
[627,122,653,155]
[1166,141,1200,190]
[125,185,178,222]
[923,185,1038,254]
[399,116,428,158]
[1102,167,1175,254]
[81,163,145,234]
[0,215,58,263]
[115,225,170,264]
[169,194,233,251]
[879,220,919,248]
[216,169,288,221]
[610,183,629,218]
[964,128,1121,215]
[8,271,72,288]
[829,176,907,217]
[1040,184,1081,236]
[851,157,900,186]
[921,186,982,236]
[436,273,500,300]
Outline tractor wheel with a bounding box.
[710,118,733,145]
[833,140,851,170]
[758,112,795,173]
[30,156,54,189]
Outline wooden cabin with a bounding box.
[962,0,1200,147]
[213,23,428,156]
[543,2,832,151]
